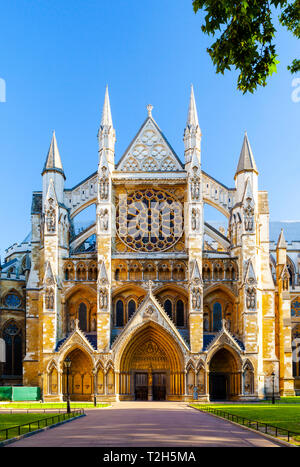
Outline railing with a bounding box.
[0,408,84,442]
[196,406,300,444]
[0,408,73,414]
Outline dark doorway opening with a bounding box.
[135,373,148,400]
[209,373,228,400]
[153,373,166,401]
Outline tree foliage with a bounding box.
[192,0,300,93]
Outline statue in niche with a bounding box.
[45,287,54,310]
[246,287,256,309]
[99,167,109,200]
[244,366,253,394]
[69,317,75,332]
[226,316,231,331]
[191,208,199,231]
[99,209,109,231]
[192,288,201,310]
[244,198,254,231]
[282,270,290,291]
[99,290,108,309]
[46,199,56,233]
[91,317,97,331]
[190,168,200,200]
[203,315,209,331]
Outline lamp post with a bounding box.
[271,371,275,405]
[64,356,72,414]
[93,372,97,407]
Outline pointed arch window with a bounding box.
[176,300,185,327]
[78,303,87,331]
[3,322,22,376]
[116,300,124,327]
[128,300,136,321]
[213,302,222,332]
[163,299,172,320]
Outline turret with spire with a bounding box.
[234,132,258,204]
[42,131,65,205]
[184,86,204,354]
[96,86,114,352]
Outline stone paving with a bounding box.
[6,401,283,447]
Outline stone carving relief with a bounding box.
[99,209,109,231]
[190,168,201,200]
[191,208,200,231]
[46,198,56,233]
[246,286,256,310]
[99,167,109,200]
[191,287,202,310]
[45,287,54,310]
[143,306,158,321]
[99,289,108,309]
[131,340,168,370]
[244,197,254,232]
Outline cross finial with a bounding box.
[147,104,153,117]
[145,280,154,294]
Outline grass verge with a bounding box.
[191,403,300,445]
[0,412,82,441]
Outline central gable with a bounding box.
[116,116,184,172]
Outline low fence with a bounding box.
[196,406,300,444]
[0,408,84,442]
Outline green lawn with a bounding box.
[261,396,300,404]
[191,403,300,444]
[0,402,110,409]
[0,413,64,441]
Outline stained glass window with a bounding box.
[213,302,222,332]
[116,300,124,327]
[3,323,22,376]
[128,300,136,320]
[116,189,183,252]
[5,294,21,308]
[291,299,300,317]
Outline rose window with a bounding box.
[116,189,183,252]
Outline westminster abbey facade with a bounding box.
[0,86,300,401]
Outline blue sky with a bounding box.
[0,0,299,257]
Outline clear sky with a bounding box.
[0,0,299,257]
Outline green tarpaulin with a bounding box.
[0,386,12,401]
[0,386,41,401]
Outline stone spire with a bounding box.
[98,85,116,172]
[186,84,199,128]
[42,131,65,177]
[100,85,113,128]
[277,229,287,249]
[184,85,201,168]
[235,132,258,178]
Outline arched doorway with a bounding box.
[62,348,93,401]
[209,348,241,401]
[118,322,185,401]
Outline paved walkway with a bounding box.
[7,402,283,447]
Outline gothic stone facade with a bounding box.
[1,87,299,401]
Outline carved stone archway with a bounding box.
[118,322,185,401]
[208,347,242,401]
[62,348,93,401]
